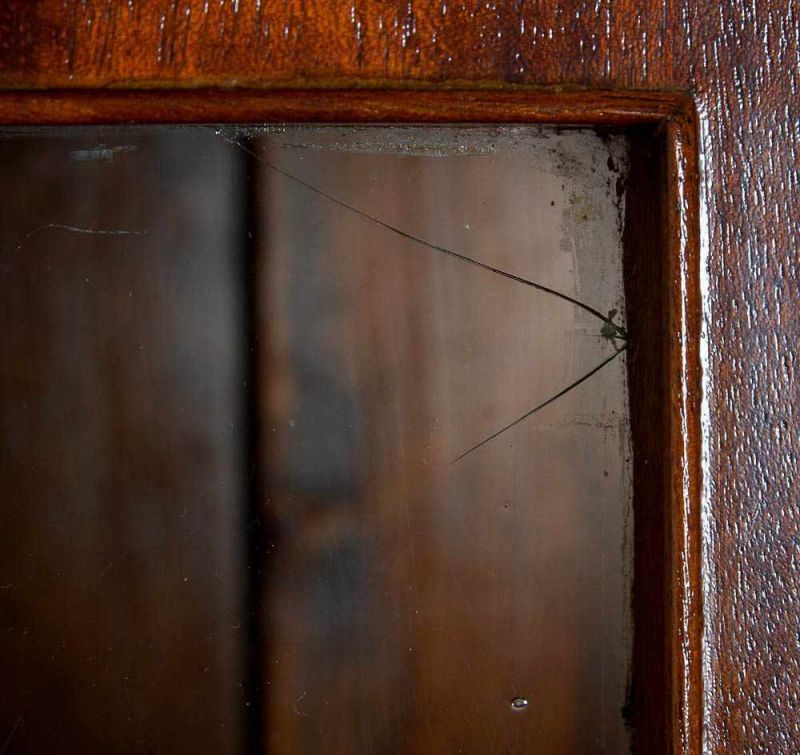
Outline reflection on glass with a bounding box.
[0,126,631,753]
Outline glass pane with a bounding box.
[0,129,248,754]
[0,125,631,753]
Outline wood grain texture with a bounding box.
[0,89,684,125]
[0,1,796,753]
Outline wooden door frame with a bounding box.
[4,2,797,752]
[0,87,703,753]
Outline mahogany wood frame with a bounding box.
[5,0,800,750]
[0,88,702,753]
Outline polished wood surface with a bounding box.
[1,0,794,752]
[0,89,684,126]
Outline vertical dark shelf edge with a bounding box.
[241,135,267,755]
[623,124,672,754]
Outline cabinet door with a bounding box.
[0,2,797,754]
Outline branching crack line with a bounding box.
[13,224,146,254]
[450,344,628,464]
[216,131,628,339]
[215,130,630,463]
[0,715,23,755]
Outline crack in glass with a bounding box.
[218,129,628,464]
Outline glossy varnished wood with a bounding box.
[0,1,795,753]
[0,2,761,94]
[0,89,683,125]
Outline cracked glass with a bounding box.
[0,125,632,753]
